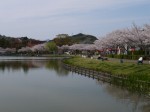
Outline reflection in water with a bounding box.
[96,81,150,112]
[46,60,69,76]
[142,104,150,112]
[0,60,69,76]
[0,59,149,112]
[0,61,36,73]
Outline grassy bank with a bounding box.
[63,56,150,82]
[42,54,72,57]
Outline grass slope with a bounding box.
[64,57,150,82]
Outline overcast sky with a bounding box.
[0,0,150,40]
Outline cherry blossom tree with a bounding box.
[5,48,16,54]
[69,44,86,51]
[31,43,47,53]
[58,45,69,54]
[84,44,97,51]
[142,24,150,54]
[128,23,150,55]
[95,23,150,55]
[18,47,32,53]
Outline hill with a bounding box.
[70,33,97,44]
[0,35,45,49]
[52,33,98,47]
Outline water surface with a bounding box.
[0,57,149,112]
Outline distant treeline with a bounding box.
[0,33,97,49]
[0,35,45,49]
[53,33,98,47]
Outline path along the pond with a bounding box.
[103,57,150,64]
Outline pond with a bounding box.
[0,57,149,112]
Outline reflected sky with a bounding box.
[0,58,149,112]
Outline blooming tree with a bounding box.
[94,23,150,55]
[31,43,47,53]
[18,47,31,53]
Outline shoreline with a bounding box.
[63,56,150,94]
[63,56,150,82]
[63,63,150,95]
[0,55,72,61]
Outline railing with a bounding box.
[63,63,150,95]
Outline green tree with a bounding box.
[53,36,73,47]
[46,41,58,54]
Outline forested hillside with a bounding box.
[71,33,97,44]
[0,35,45,49]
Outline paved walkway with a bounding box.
[107,58,150,64]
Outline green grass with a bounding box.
[63,56,150,82]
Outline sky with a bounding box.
[0,0,150,40]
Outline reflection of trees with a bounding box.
[96,80,150,112]
[142,104,150,112]
[0,60,69,76]
[0,61,38,73]
[46,60,69,76]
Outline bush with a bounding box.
[128,50,149,55]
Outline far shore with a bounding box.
[0,55,72,61]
